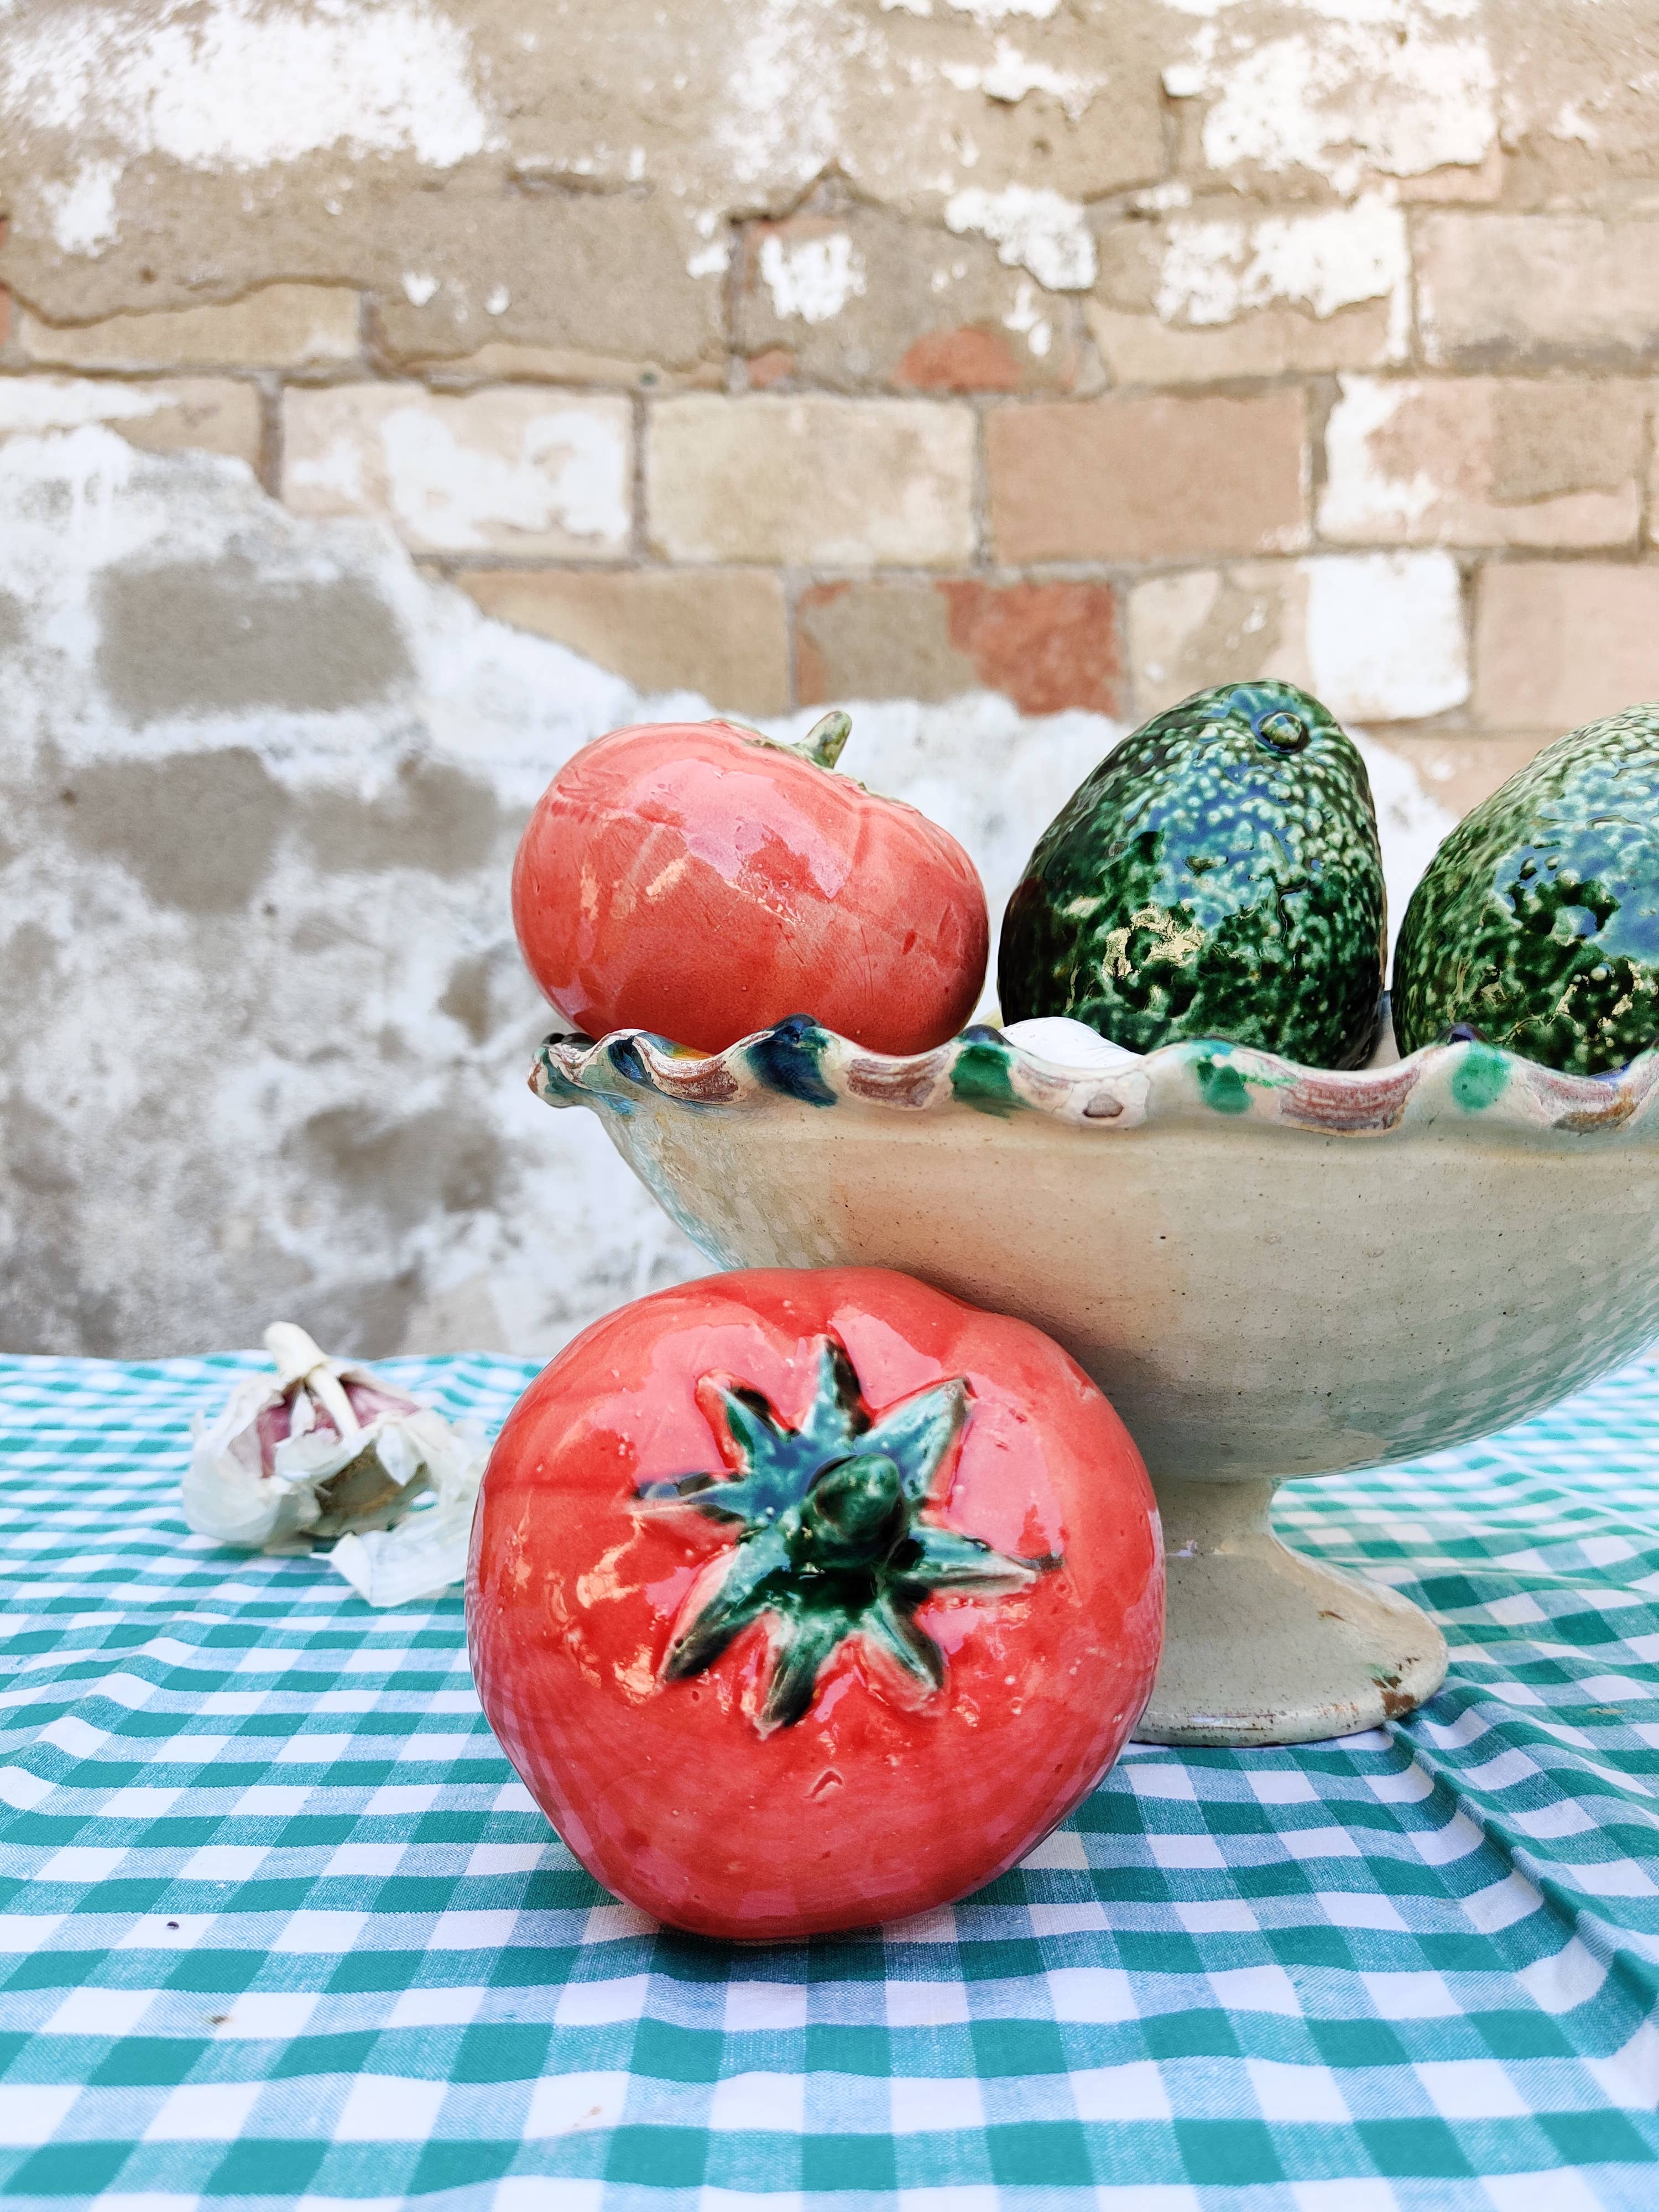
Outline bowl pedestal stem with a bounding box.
[1134,1476,1448,1747]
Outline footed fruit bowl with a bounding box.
[533,1019,1659,1746]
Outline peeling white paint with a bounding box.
[883,0,1062,18]
[1,0,500,175]
[1132,180,1193,214]
[941,39,1101,122]
[1156,197,1406,325]
[717,0,844,190]
[1003,279,1052,358]
[284,427,366,508]
[1155,195,1410,357]
[379,406,631,555]
[40,158,123,257]
[0,378,173,432]
[686,210,729,278]
[946,0,1061,21]
[1176,9,1496,193]
[1317,379,1440,538]
[1305,551,1469,724]
[945,183,1096,291]
[1502,66,1655,160]
[1553,101,1598,147]
[1160,0,1483,22]
[285,393,633,557]
[758,231,867,325]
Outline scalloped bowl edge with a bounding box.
[530,1018,1659,1144]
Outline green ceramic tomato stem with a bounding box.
[794,711,852,772]
[721,710,852,774]
[638,1338,1052,1733]
[790,1453,907,1571]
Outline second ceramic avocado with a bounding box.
[1392,702,1659,1073]
[998,681,1386,1068]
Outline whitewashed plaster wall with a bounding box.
[0,432,1450,1358]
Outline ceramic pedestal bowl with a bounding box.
[533,1020,1659,1746]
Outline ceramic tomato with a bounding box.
[511,713,989,1056]
[468,1267,1162,1940]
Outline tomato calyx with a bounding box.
[720,710,856,779]
[788,710,853,771]
[636,1338,1056,1735]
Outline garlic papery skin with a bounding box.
[182,1323,485,1605]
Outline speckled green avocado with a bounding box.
[1392,703,1659,1074]
[998,681,1386,1068]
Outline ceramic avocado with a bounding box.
[998,680,1386,1068]
[1393,703,1659,1074]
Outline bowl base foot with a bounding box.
[1134,1476,1448,1748]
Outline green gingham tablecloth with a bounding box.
[3,1352,1659,2212]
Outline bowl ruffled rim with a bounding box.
[530,1018,1659,1141]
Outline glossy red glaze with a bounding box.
[510,719,989,1055]
[467,1267,1163,1942]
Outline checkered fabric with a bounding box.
[3,1350,1659,2212]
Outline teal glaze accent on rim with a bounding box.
[530,1018,1659,1141]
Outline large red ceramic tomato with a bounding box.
[511,714,989,1056]
[468,1267,1162,1940]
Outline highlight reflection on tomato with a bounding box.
[468,1267,1163,1940]
[510,713,989,1056]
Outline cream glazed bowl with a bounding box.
[530,1016,1659,1747]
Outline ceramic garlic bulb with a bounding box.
[182,1323,483,1606]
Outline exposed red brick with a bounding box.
[894,326,1024,393]
[940,580,1124,716]
[744,347,795,389]
[794,577,1123,716]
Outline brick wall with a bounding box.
[6,0,1659,1358]
[6,3,1659,822]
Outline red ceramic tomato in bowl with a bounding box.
[512,713,989,1056]
[467,1266,1162,1941]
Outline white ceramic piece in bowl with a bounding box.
[530,1019,1659,1746]
[1000,1016,1143,1073]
